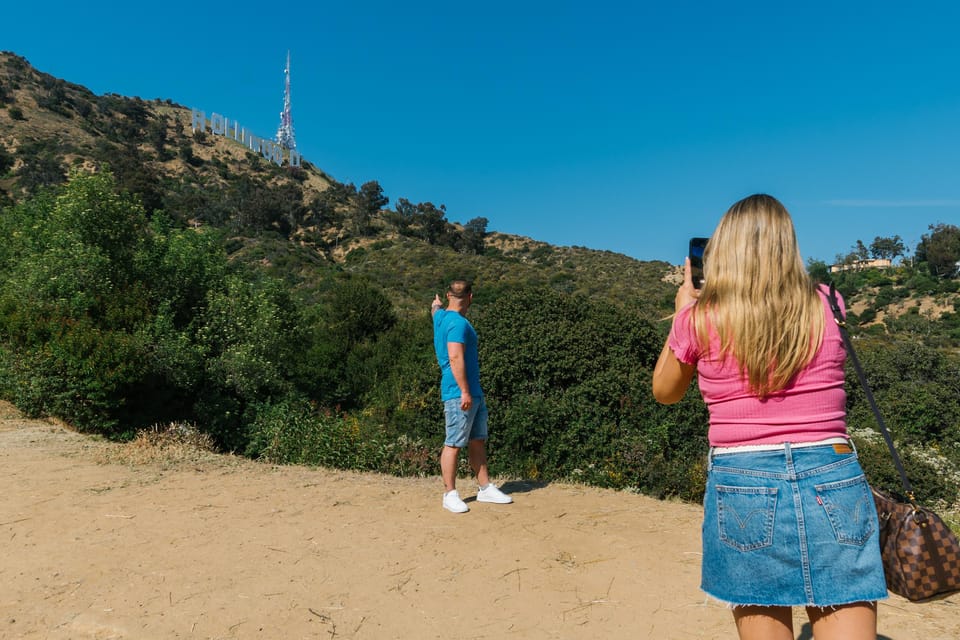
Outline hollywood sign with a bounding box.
[191,109,301,168]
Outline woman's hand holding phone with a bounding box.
[675,257,701,312]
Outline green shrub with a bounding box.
[246,397,437,476]
[247,398,369,467]
[856,308,876,325]
[854,434,960,507]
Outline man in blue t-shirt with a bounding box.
[431,280,513,513]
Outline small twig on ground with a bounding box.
[389,575,413,593]
[562,578,617,620]
[501,560,526,592]
[309,607,338,636]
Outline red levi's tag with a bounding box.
[833,443,853,454]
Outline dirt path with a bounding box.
[1,404,958,639]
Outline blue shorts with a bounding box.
[701,441,888,607]
[443,396,488,447]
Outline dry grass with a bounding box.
[850,289,957,326]
[96,421,230,468]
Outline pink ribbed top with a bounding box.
[668,285,848,447]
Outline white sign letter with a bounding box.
[191,109,206,132]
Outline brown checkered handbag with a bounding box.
[829,285,960,602]
[872,487,960,601]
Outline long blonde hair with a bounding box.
[693,194,824,397]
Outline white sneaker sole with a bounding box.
[443,503,469,513]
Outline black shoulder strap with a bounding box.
[827,283,915,501]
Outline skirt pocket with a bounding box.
[717,485,778,552]
[814,475,875,546]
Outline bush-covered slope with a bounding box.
[1,51,958,514]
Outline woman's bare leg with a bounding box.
[732,605,794,640]
[806,601,877,640]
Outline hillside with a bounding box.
[0,52,332,196]
[3,50,958,331]
[0,50,958,512]
[0,51,679,319]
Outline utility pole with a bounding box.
[275,51,297,151]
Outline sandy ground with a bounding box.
[2,404,959,640]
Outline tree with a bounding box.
[462,217,489,255]
[16,149,65,193]
[356,316,439,440]
[853,240,870,261]
[834,251,861,270]
[917,223,960,278]
[357,180,389,216]
[226,175,304,235]
[395,198,416,219]
[476,285,665,482]
[387,197,418,234]
[416,202,448,244]
[307,182,355,228]
[307,279,398,408]
[194,273,308,449]
[869,235,905,262]
[100,143,164,214]
[806,258,830,283]
[0,170,153,433]
[326,279,396,345]
[346,181,388,237]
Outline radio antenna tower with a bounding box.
[276,51,297,151]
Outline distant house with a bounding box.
[829,258,893,273]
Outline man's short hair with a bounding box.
[447,280,472,299]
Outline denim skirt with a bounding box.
[701,441,888,607]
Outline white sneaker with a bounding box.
[442,490,469,513]
[477,484,513,504]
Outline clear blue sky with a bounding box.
[3,2,958,264]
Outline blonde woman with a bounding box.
[653,195,886,640]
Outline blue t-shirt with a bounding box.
[433,309,483,401]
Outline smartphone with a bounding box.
[689,237,708,289]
